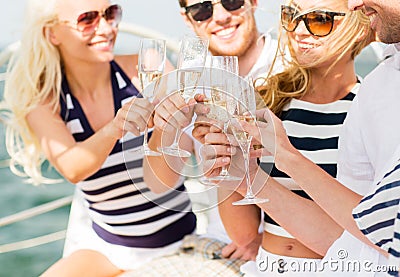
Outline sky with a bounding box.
[0,0,283,49]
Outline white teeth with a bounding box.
[215,26,236,37]
[298,43,316,49]
[93,41,110,48]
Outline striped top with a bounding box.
[353,157,400,276]
[260,83,359,238]
[59,60,196,248]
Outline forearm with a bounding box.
[253,170,343,255]
[218,187,261,247]
[143,128,192,193]
[49,124,118,183]
[276,150,386,254]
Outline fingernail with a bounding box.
[183,106,189,113]
[222,157,229,163]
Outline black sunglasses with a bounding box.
[281,5,346,37]
[59,4,122,36]
[184,0,245,22]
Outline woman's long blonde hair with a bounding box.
[258,0,373,117]
[1,0,63,184]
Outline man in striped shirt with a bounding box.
[343,0,400,274]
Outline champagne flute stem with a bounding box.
[242,137,255,199]
[171,127,182,148]
[220,121,230,175]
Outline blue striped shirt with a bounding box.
[353,157,400,276]
[59,60,196,248]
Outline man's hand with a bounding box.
[221,233,262,261]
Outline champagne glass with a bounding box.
[135,38,166,156]
[158,35,208,158]
[231,77,269,205]
[200,56,242,184]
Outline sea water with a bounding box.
[0,65,74,277]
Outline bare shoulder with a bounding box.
[114,54,139,80]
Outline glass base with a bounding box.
[206,174,242,182]
[198,177,219,187]
[131,146,162,157]
[157,146,191,158]
[232,197,269,206]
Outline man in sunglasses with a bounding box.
[176,0,279,264]
[179,0,279,89]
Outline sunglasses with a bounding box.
[281,5,345,37]
[59,4,122,36]
[184,0,245,22]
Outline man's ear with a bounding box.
[45,26,61,45]
[180,8,196,32]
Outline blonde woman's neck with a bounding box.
[63,60,111,99]
[302,58,357,104]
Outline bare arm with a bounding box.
[143,128,194,193]
[253,169,344,255]
[218,188,261,247]
[204,131,343,255]
[241,108,388,256]
[27,98,151,184]
[143,93,196,193]
[217,161,344,255]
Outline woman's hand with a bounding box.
[107,97,155,139]
[200,125,259,195]
[239,108,297,170]
[153,92,196,134]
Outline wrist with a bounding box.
[275,145,302,175]
[101,121,122,141]
[149,128,174,147]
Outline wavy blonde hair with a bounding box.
[258,0,373,117]
[1,0,63,184]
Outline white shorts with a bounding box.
[240,247,321,276]
[63,188,182,270]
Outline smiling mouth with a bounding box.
[213,26,238,38]
[89,40,113,48]
[297,42,317,49]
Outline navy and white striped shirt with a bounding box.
[353,156,400,276]
[59,60,196,248]
[261,83,359,238]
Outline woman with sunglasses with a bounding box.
[199,0,374,275]
[2,0,198,275]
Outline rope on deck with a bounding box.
[0,230,66,253]
[0,195,73,227]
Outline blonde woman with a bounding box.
[196,0,374,275]
[2,0,197,275]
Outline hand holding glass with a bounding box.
[135,38,166,156]
[158,36,208,158]
[230,78,269,205]
[200,56,242,184]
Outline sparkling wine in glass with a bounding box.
[231,78,269,205]
[200,56,242,185]
[158,35,208,158]
[135,38,166,156]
